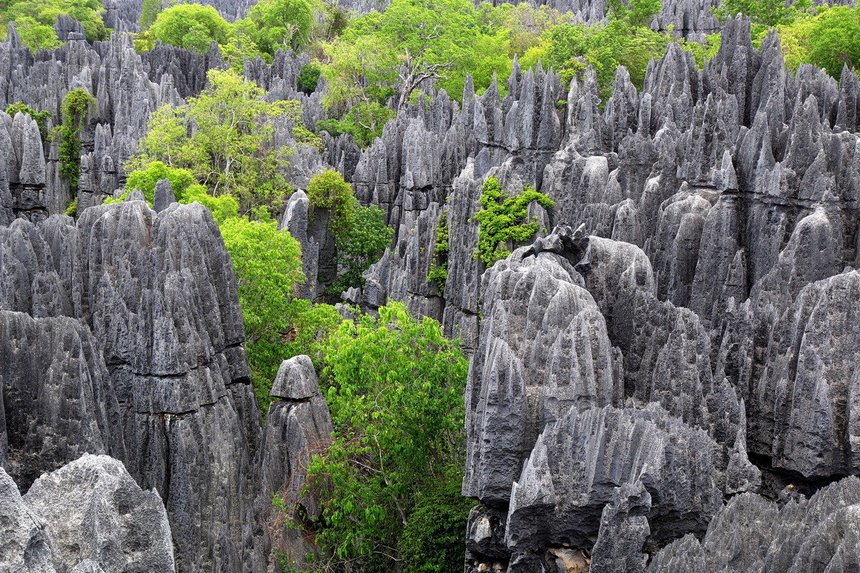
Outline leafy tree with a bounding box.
[495,3,571,56]
[609,0,662,27]
[1,0,108,49]
[56,88,94,193]
[316,101,395,148]
[305,302,469,572]
[331,204,392,293]
[148,3,231,54]
[219,215,305,405]
[129,69,310,214]
[234,0,318,59]
[297,61,322,94]
[714,0,812,39]
[306,168,355,239]
[322,0,511,114]
[806,5,860,79]
[139,0,172,31]
[473,176,554,266]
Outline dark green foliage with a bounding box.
[5,102,51,140]
[57,88,94,193]
[427,209,449,293]
[139,0,170,31]
[297,61,321,94]
[330,204,393,292]
[399,481,474,573]
[305,302,469,571]
[473,176,554,267]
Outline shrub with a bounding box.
[473,176,554,266]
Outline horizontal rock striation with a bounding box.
[0,202,259,572]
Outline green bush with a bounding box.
[297,61,322,94]
[148,4,231,54]
[56,88,94,193]
[305,302,469,571]
[125,161,195,203]
[473,176,554,266]
[1,0,108,51]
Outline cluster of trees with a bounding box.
[135,0,345,66]
[0,0,107,51]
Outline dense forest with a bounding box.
[3,0,860,571]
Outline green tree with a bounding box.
[148,3,231,54]
[220,215,305,405]
[129,69,310,214]
[1,0,108,49]
[323,0,511,114]
[234,0,318,59]
[473,176,554,266]
[139,0,172,31]
[305,302,469,572]
[125,160,195,203]
[56,88,94,193]
[714,0,812,36]
[807,5,860,79]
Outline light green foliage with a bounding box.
[57,88,94,193]
[683,32,722,68]
[148,3,231,54]
[474,176,554,266]
[180,184,239,223]
[219,215,303,406]
[305,302,469,571]
[235,0,318,59]
[125,161,195,203]
[609,0,662,27]
[306,168,355,241]
[64,198,78,217]
[129,69,309,214]
[496,3,571,56]
[427,209,449,292]
[1,0,108,51]
[5,102,51,140]
[776,5,860,79]
[805,6,860,79]
[322,0,511,116]
[528,15,671,98]
[139,0,173,31]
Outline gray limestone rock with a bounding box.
[0,466,60,573]
[24,454,175,572]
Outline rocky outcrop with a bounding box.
[0,454,175,573]
[648,476,860,573]
[0,203,258,572]
[251,355,333,571]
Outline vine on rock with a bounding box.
[57,89,94,193]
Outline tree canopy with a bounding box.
[129,69,311,214]
[147,3,231,54]
[1,0,107,51]
[303,302,470,572]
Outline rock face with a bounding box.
[252,355,333,571]
[0,203,258,572]
[342,14,860,573]
[1,454,175,573]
